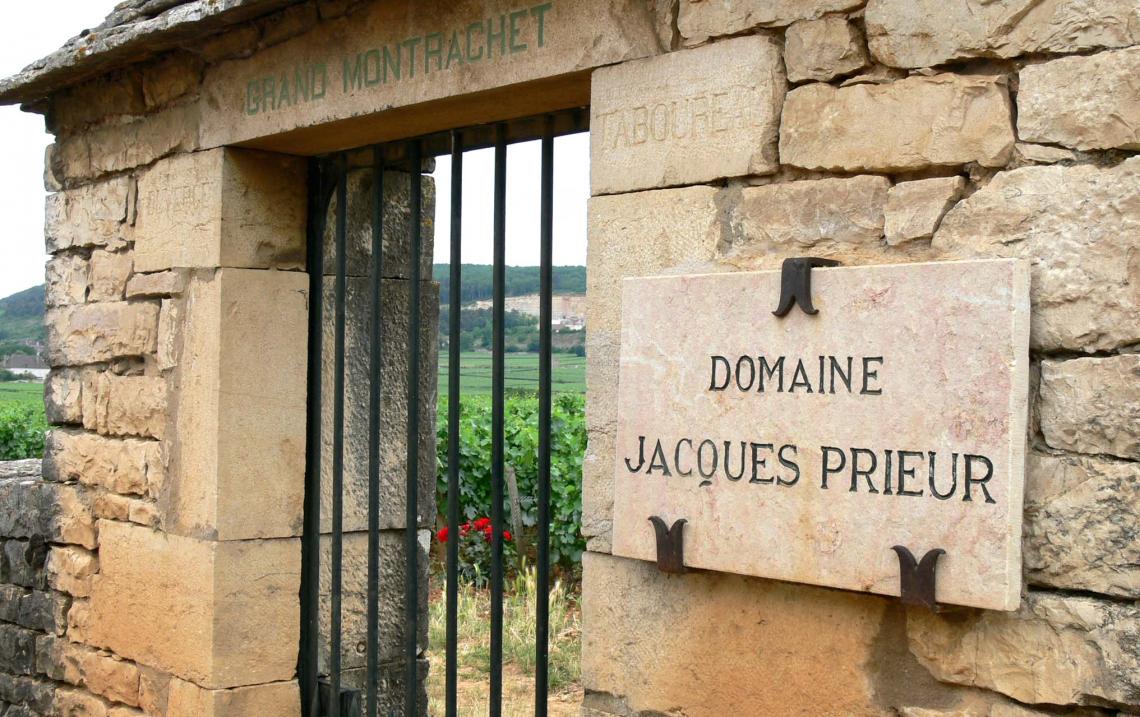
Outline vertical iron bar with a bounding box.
[490,123,507,717]
[535,116,555,717]
[366,147,384,717]
[445,131,463,717]
[405,139,424,717]
[301,158,326,717]
[331,154,348,714]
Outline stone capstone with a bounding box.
[1038,355,1140,461]
[933,158,1140,352]
[780,74,1014,172]
[883,176,965,245]
[865,0,1140,68]
[678,0,865,43]
[125,270,187,299]
[784,16,870,83]
[1017,47,1140,152]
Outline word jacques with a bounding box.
[245,1,553,116]
[623,353,998,503]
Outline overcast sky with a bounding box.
[0,2,589,300]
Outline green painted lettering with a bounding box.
[277,73,293,107]
[445,30,464,68]
[466,22,484,62]
[343,53,365,92]
[424,32,444,72]
[383,45,401,82]
[487,14,506,58]
[364,49,382,86]
[295,66,310,102]
[403,37,421,77]
[262,77,277,111]
[246,80,261,115]
[312,63,328,99]
[509,9,528,53]
[531,2,552,47]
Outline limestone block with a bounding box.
[37,636,140,706]
[54,104,199,184]
[81,374,167,440]
[134,148,306,272]
[45,369,84,425]
[320,168,435,279]
[581,552,930,716]
[1038,356,1140,461]
[166,679,300,717]
[866,0,1140,68]
[781,74,1014,172]
[45,302,159,367]
[785,16,870,83]
[317,532,430,676]
[86,521,300,690]
[678,0,864,43]
[87,251,134,302]
[15,590,69,635]
[44,545,98,598]
[45,255,89,307]
[1010,142,1081,166]
[0,625,36,675]
[156,298,180,372]
[44,177,130,253]
[0,673,56,714]
[907,592,1140,707]
[933,158,1140,352]
[731,175,890,252]
[1,540,42,588]
[43,429,157,496]
[0,477,96,550]
[591,35,786,193]
[125,270,187,299]
[141,53,203,110]
[165,268,307,540]
[1018,47,1140,152]
[1025,452,1140,598]
[884,176,965,245]
[319,278,438,532]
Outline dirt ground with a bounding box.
[426,653,583,717]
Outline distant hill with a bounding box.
[0,285,45,351]
[433,265,586,305]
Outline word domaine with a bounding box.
[709,354,885,394]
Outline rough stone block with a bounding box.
[54,104,198,184]
[907,592,1140,707]
[165,679,300,717]
[134,148,306,272]
[591,35,786,193]
[15,590,69,635]
[785,16,869,83]
[45,255,88,307]
[86,521,300,690]
[780,74,1014,172]
[44,429,155,496]
[884,176,965,245]
[165,268,307,540]
[45,370,84,425]
[0,626,36,676]
[156,298,180,372]
[87,251,133,303]
[44,177,130,253]
[37,636,140,706]
[125,270,187,299]
[0,674,55,715]
[0,540,41,589]
[80,374,167,440]
[866,0,1140,68]
[1025,452,1140,598]
[44,545,98,598]
[0,476,96,550]
[679,0,864,42]
[318,277,438,533]
[933,158,1140,352]
[45,302,159,367]
[1039,356,1139,461]
[1018,47,1140,152]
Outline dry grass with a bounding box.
[426,567,582,716]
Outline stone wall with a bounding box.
[582,2,1139,716]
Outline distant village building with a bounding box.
[1,353,49,379]
[470,293,587,328]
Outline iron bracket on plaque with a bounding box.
[891,545,947,612]
[772,257,841,317]
[648,517,688,574]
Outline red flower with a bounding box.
[473,517,491,530]
[459,523,471,537]
[503,530,512,541]
[436,527,449,543]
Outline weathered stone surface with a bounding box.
[55,104,199,184]
[1024,451,1140,598]
[141,52,203,110]
[732,175,890,251]
[591,35,785,194]
[933,158,1140,352]
[45,255,88,307]
[134,147,306,272]
[165,268,307,540]
[45,370,84,425]
[0,541,42,588]
[45,302,159,367]
[0,472,96,550]
[44,429,157,496]
[1039,356,1140,461]
[86,251,133,302]
[884,176,965,245]
[780,74,1014,172]
[125,270,187,299]
[679,0,865,43]
[1018,47,1140,152]
[44,178,129,253]
[585,187,723,551]
[0,625,36,676]
[81,374,167,440]
[907,592,1140,707]
[319,278,438,533]
[166,678,300,717]
[86,520,300,690]
[156,298,180,372]
[15,590,69,635]
[37,636,140,706]
[785,16,869,83]
[44,545,98,598]
[1010,142,1081,166]
[866,0,1140,68]
[612,260,1029,610]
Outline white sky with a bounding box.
[0,1,589,300]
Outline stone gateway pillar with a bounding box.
[0,1,1135,717]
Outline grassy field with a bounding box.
[0,382,43,409]
[437,352,586,395]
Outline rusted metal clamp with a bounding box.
[891,545,946,611]
[772,257,841,317]
[649,517,688,574]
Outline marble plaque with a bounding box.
[611,259,1030,610]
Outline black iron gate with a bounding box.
[300,110,588,717]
